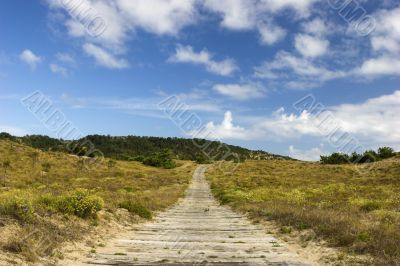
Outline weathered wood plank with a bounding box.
[83,166,311,265]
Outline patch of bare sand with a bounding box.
[56,209,143,265]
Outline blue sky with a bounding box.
[1,0,399,160]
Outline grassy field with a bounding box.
[207,159,400,265]
[0,139,195,262]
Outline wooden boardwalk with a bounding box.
[85,166,311,265]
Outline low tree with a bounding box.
[377,147,395,160]
[359,150,379,164]
[320,153,349,164]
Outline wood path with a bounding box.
[84,165,311,265]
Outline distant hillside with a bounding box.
[0,132,293,161]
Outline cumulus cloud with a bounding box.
[258,0,318,17]
[49,63,68,76]
[195,111,254,140]
[203,0,256,30]
[355,7,400,77]
[117,0,197,36]
[255,51,345,82]
[356,56,400,76]
[203,0,318,45]
[213,83,266,100]
[198,90,400,149]
[168,45,238,76]
[47,0,199,67]
[295,34,329,58]
[48,0,197,52]
[19,49,42,69]
[83,43,129,69]
[370,7,400,54]
[302,17,329,36]
[258,23,287,45]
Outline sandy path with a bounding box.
[80,165,312,265]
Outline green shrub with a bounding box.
[320,153,350,164]
[56,189,104,218]
[118,201,152,219]
[162,159,176,169]
[0,191,34,222]
[142,149,176,169]
[377,147,395,159]
[195,155,212,164]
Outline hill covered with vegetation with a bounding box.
[0,133,292,162]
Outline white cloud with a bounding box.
[255,51,345,81]
[289,144,328,161]
[203,0,318,45]
[356,56,400,76]
[371,37,400,54]
[118,0,197,35]
[302,17,329,36]
[329,90,400,143]
[199,90,400,149]
[49,63,68,76]
[168,45,238,76]
[213,83,266,100]
[203,0,256,30]
[48,0,197,53]
[370,7,400,54]
[50,0,131,52]
[19,49,42,69]
[295,34,329,58]
[195,111,253,140]
[259,0,318,17]
[258,23,287,45]
[83,43,129,69]
[355,7,400,77]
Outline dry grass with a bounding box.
[207,159,400,265]
[0,139,195,262]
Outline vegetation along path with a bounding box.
[84,166,312,265]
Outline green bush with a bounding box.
[195,155,212,164]
[118,201,152,219]
[377,147,395,159]
[320,153,350,164]
[56,189,104,218]
[0,191,34,222]
[142,149,176,169]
